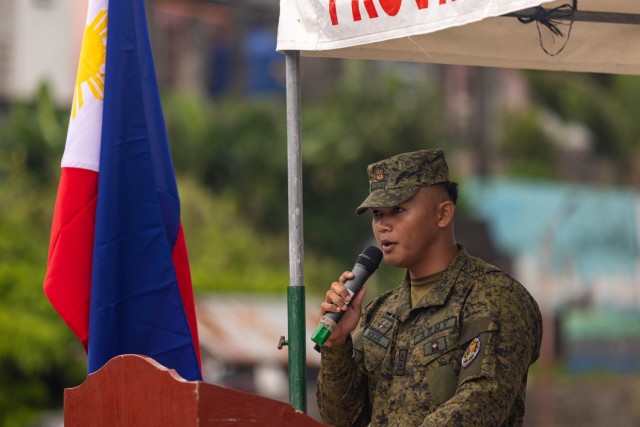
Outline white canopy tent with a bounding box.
[278,0,640,74]
[275,0,640,412]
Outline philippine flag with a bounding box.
[43,0,202,381]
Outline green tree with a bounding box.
[301,62,451,261]
[164,93,289,231]
[527,71,639,182]
[0,85,67,185]
[12,66,640,424]
[0,181,86,427]
[0,85,85,426]
[165,62,453,264]
[498,107,559,179]
[178,176,340,295]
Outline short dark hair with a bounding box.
[439,181,458,204]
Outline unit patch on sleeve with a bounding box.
[461,337,481,368]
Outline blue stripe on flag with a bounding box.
[88,0,202,381]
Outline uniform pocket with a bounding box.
[362,315,395,376]
[413,322,460,367]
[410,327,461,405]
[363,331,391,373]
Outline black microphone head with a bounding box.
[356,245,383,273]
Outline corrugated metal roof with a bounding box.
[196,295,322,367]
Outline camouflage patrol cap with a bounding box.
[356,149,449,214]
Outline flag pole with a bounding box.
[285,50,306,412]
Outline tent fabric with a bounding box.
[277,0,640,75]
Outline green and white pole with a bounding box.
[284,50,306,412]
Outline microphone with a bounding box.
[311,245,383,346]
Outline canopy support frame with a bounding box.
[284,50,307,413]
[506,8,640,25]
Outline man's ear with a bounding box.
[437,201,455,228]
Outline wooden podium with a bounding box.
[64,354,327,426]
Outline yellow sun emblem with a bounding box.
[71,9,107,120]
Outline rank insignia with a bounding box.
[461,337,481,368]
[375,317,393,334]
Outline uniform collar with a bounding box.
[396,244,469,322]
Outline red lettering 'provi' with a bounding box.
[330,0,456,26]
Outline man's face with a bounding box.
[370,187,449,277]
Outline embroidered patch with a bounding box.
[395,348,408,376]
[375,315,394,334]
[424,336,447,356]
[364,327,391,348]
[414,317,457,345]
[461,337,481,368]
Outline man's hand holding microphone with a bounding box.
[312,246,383,347]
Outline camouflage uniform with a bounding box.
[317,247,542,426]
[317,150,543,426]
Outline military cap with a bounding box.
[356,149,449,214]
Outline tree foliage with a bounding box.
[166,61,451,262]
[178,175,341,295]
[527,71,640,182]
[3,67,640,423]
[0,87,85,427]
[498,107,559,179]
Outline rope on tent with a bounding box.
[514,2,576,57]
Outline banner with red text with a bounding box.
[277,0,550,51]
[277,0,640,75]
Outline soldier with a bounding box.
[316,149,543,426]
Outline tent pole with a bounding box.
[285,50,306,412]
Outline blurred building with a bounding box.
[149,0,286,98]
[0,0,85,105]
[195,295,323,419]
[0,0,288,106]
[464,178,640,373]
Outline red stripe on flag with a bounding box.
[172,223,201,367]
[44,167,98,350]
